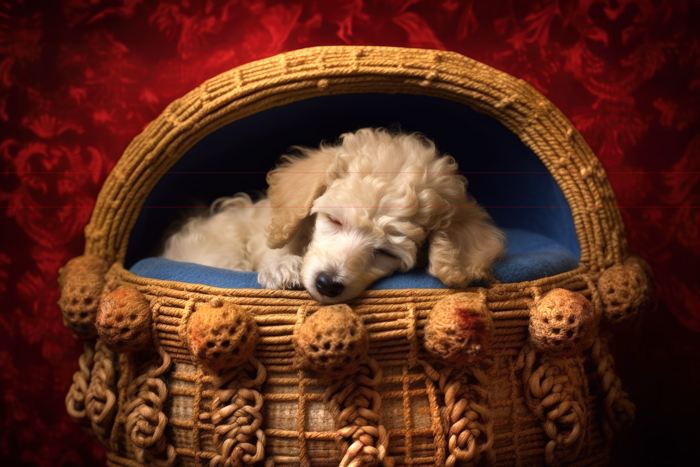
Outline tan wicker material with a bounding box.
[59,46,651,466]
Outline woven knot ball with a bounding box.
[58,255,109,288]
[58,273,106,339]
[423,293,494,366]
[96,287,152,353]
[529,289,596,355]
[598,263,653,323]
[624,254,654,280]
[294,304,369,378]
[188,298,258,371]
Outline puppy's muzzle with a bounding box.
[315,272,344,298]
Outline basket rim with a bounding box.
[84,45,627,276]
[110,261,592,311]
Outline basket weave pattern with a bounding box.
[58,47,647,467]
[103,266,611,466]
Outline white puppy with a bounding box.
[162,128,505,304]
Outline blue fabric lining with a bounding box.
[125,93,580,268]
[130,229,579,290]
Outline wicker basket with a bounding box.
[59,46,653,467]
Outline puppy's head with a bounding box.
[267,128,505,304]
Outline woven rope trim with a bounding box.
[125,348,176,466]
[587,336,635,440]
[110,263,604,365]
[516,344,587,467]
[324,356,392,467]
[104,263,617,466]
[66,341,96,428]
[439,365,494,467]
[86,339,118,445]
[84,45,627,272]
[206,357,268,466]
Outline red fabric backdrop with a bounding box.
[1,0,698,465]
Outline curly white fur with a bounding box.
[162,128,505,304]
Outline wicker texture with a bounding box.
[57,46,653,467]
[98,266,612,466]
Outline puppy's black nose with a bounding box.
[316,272,344,298]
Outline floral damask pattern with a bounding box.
[0,1,698,465]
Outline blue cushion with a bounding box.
[130,228,579,290]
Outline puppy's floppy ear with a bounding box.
[266,146,341,249]
[427,191,506,288]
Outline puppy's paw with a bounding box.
[433,264,490,288]
[464,265,491,284]
[258,254,304,290]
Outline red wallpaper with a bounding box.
[1,1,698,465]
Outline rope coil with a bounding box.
[324,356,392,467]
[516,344,586,466]
[85,339,118,445]
[125,350,176,467]
[588,337,635,440]
[204,357,268,467]
[435,364,495,467]
[65,340,96,427]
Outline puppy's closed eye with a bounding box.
[326,215,343,228]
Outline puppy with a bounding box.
[162,128,505,304]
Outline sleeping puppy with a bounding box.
[162,128,505,304]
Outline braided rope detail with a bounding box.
[205,357,268,467]
[588,337,635,440]
[125,350,176,467]
[85,339,118,444]
[324,356,393,467]
[438,365,495,467]
[516,344,586,466]
[66,340,96,426]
